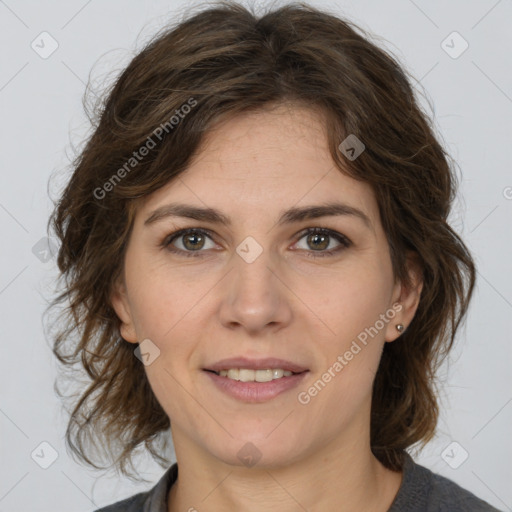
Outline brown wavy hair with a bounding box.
[46,0,476,480]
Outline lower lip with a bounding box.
[203,370,309,403]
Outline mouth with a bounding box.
[203,368,306,382]
[203,357,309,380]
[202,357,309,402]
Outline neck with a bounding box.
[167,424,403,512]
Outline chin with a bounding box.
[206,435,307,470]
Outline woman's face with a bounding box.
[112,104,421,469]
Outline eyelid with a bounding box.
[162,227,219,257]
[293,227,351,245]
[162,226,352,258]
[291,227,352,257]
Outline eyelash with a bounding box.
[161,227,352,259]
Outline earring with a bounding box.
[396,324,404,332]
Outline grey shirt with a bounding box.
[94,453,502,511]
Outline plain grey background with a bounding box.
[1,0,511,510]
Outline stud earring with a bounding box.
[396,324,404,332]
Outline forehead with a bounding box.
[188,104,331,180]
[137,104,379,228]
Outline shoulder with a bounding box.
[93,463,178,512]
[425,467,502,511]
[389,453,503,512]
[93,491,148,512]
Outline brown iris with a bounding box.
[183,232,205,251]
[307,233,329,251]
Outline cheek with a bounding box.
[301,259,393,338]
[298,258,392,395]
[125,260,197,339]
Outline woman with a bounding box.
[47,2,501,511]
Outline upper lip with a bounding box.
[204,357,309,373]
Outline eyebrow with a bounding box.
[144,201,372,230]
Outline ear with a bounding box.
[110,276,138,344]
[385,251,423,343]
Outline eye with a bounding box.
[161,227,352,258]
[163,228,217,257]
[293,228,352,258]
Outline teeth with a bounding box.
[217,369,294,381]
[227,369,239,380]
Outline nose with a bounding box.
[218,248,293,335]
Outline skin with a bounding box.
[111,103,423,512]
